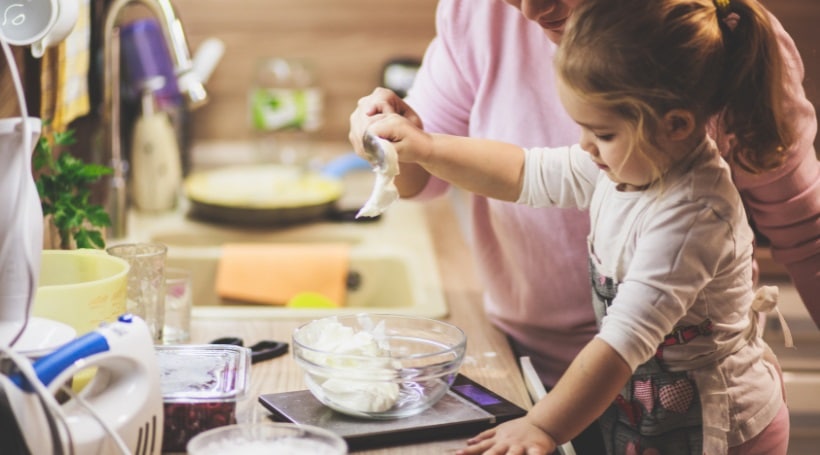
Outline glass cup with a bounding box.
[106,242,167,343]
[163,267,192,344]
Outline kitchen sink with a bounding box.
[125,197,448,320]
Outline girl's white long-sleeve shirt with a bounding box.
[518,141,783,447]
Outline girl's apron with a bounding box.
[590,256,704,455]
[586,185,740,454]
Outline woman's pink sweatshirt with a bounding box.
[405,0,819,386]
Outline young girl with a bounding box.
[364,0,791,453]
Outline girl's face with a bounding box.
[557,80,660,191]
[503,0,583,43]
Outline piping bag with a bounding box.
[356,135,400,218]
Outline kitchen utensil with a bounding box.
[187,422,347,455]
[0,117,43,347]
[0,315,164,454]
[520,356,577,455]
[0,0,79,57]
[209,336,289,363]
[259,373,526,451]
[292,313,466,419]
[362,131,387,171]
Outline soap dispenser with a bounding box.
[130,76,182,212]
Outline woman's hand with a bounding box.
[456,416,558,455]
[348,87,422,158]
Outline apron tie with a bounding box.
[751,285,793,348]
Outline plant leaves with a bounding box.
[32,124,113,249]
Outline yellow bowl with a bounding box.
[33,249,130,336]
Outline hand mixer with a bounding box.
[0,315,164,454]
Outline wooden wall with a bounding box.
[0,0,815,149]
[173,0,817,150]
[172,0,438,144]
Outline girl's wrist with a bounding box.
[526,414,561,448]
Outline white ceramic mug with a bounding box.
[0,0,78,57]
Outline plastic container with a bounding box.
[187,422,347,455]
[156,344,252,452]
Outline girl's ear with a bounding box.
[663,109,696,141]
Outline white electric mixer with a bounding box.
[0,1,163,453]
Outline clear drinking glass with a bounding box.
[106,242,167,343]
[163,267,192,344]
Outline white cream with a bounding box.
[300,316,400,413]
[356,136,400,218]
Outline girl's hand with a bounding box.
[348,87,422,158]
[368,113,435,164]
[456,417,558,455]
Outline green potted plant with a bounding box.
[33,124,113,249]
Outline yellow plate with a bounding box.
[184,165,345,225]
[185,164,343,209]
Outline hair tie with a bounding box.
[722,12,740,31]
[714,0,731,14]
[713,0,739,32]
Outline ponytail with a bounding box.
[714,0,793,173]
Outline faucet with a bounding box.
[102,0,207,239]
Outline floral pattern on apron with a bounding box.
[590,257,704,455]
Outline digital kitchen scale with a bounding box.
[258,374,527,451]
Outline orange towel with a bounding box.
[215,243,350,306]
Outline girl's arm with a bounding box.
[369,113,526,202]
[528,337,632,444]
[458,338,631,454]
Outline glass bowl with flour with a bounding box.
[292,313,467,419]
[187,422,347,454]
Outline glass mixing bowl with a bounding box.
[292,314,467,419]
[187,422,347,455]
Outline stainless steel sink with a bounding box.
[125,194,448,319]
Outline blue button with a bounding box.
[118,313,134,323]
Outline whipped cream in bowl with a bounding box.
[292,314,466,419]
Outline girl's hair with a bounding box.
[555,0,793,174]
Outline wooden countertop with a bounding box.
[184,196,533,454]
